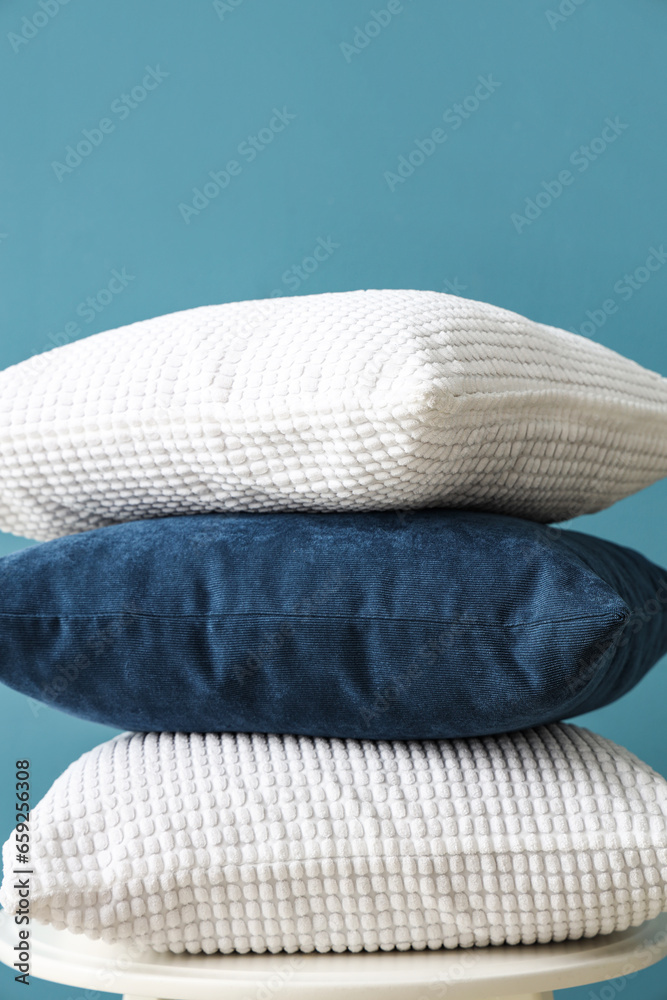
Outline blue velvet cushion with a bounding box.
[0,510,665,739]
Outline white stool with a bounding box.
[1,910,666,1000]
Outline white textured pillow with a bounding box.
[2,725,666,955]
[1,289,667,540]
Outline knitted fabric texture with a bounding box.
[2,724,666,954]
[1,289,667,540]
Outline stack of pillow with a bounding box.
[1,288,667,956]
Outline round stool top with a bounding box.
[1,910,666,1000]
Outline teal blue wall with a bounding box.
[1,2,666,997]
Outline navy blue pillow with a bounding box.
[0,510,665,739]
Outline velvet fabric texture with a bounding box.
[0,510,665,739]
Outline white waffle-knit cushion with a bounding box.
[1,289,667,540]
[2,724,666,954]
